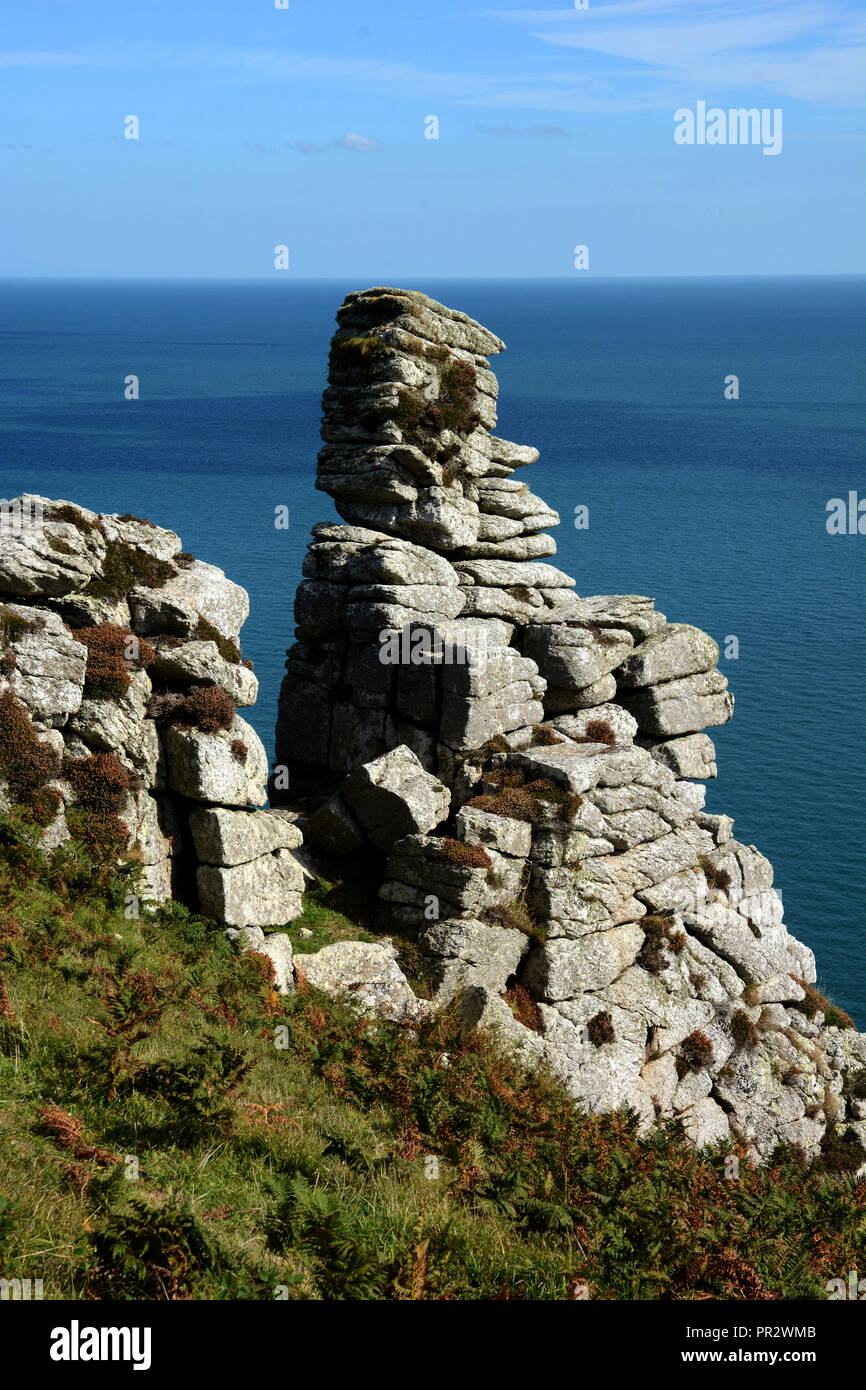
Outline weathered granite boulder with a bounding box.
[296,939,427,1023]
[0,605,87,724]
[232,926,296,994]
[342,745,450,850]
[420,917,528,1002]
[190,806,303,865]
[198,850,304,928]
[302,793,366,856]
[619,669,734,737]
[0,497,106,596]
[164,716,268,807]
[641,732,718,779]
[524,923,645,1001]
[130,560,249,641]
[615,623,719,688]
[151,640,258,706]
[523,622,633,705]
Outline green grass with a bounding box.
[0,812,864,1300]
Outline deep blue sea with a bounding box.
[1,277,863,1022]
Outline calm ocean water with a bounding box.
[1,277,863,1021]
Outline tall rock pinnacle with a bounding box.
[273,287,866,1165]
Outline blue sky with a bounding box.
[1,0,863,277]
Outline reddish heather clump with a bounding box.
[63,751,130,815]
[73,624,155,700]
[790,978,855,1031]
[637,914,684,976]
[680,1029,714,1073]
[0,690,62,822]
[437,838,491,870]
[483,767,525,789]
[586,1011,615,1047]
[532,725,565,747]
[465,789,542,823]
[728,1009,760,1049]
[173,684,236,734]
[584,719,617,746]
[503,983,543,1034]
[704,862,733,892]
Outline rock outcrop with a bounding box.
[0,496,304,928]
[3,288,862,1173]
[273,288,866,1168]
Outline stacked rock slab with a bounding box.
[275,289,866,1165]
[0,496,304,928]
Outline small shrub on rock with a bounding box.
[172,684,236,735]
[61,751,139,868]
[230,739,248,765]
[437,838,491,870]
[483,767,525,789]
[789,978,855,1031]
[503,983,543,1034]
[63,752,130,815]
[0,691,62,819]
[0,605,38,647]
[145,691,184,722]
[532,725,564,747]
[88,540,177,600]
[463,734,510,769]
[329,334,393,376]
[679,1029,714,1073]
[586,1011,615,1047]
[48,503,101,535]
[73,624,155,700]
[194,617,241,665]
[466,788,542,824]
[428,359,479,435]
[637,914,684,976]
[700,856,733,892]
[814,1123,863,1176]
[23,785,63,829]
[522,779,583,822]
[729,1009,760,1049]
[482,900,545,944]
[579,719,617,747]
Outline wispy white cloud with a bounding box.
[244,134,383,155]
[0,50,107,68]
[333,132,383,152]
[1,3,863,114]
[476,122,568,138]
[485,0,866,105]
[285,140,328,155]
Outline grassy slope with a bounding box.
[0,811,864,1301]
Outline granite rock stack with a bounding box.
[274,288,866,1165]
[0,498,305,950]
